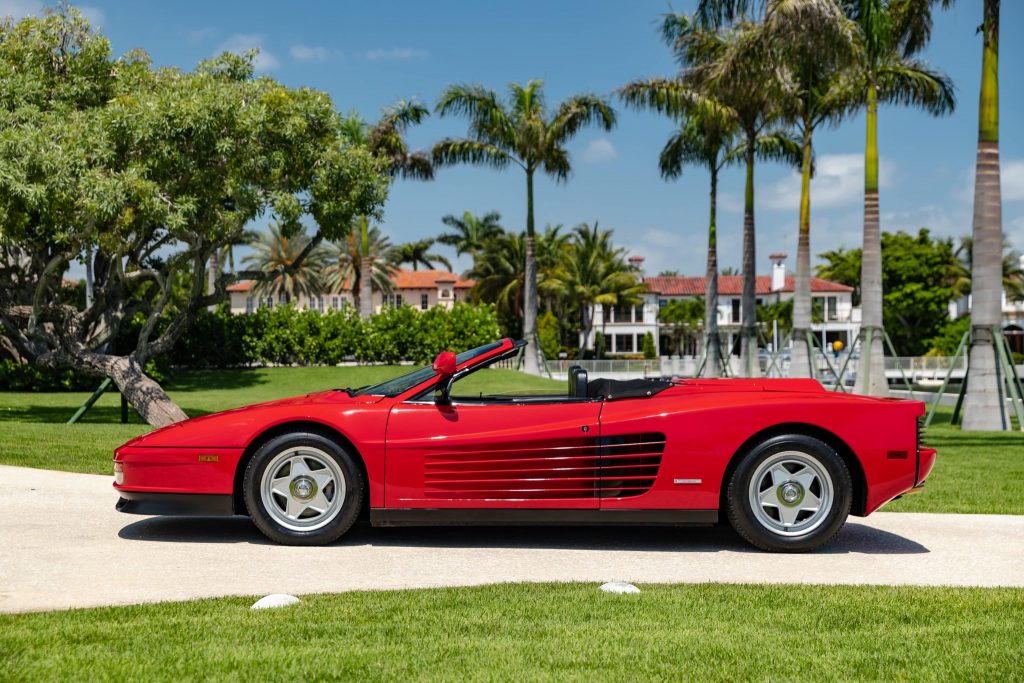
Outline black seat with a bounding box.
[568,365,588,398]
[586,377,673,400]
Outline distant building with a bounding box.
[947,253,1024,354]
[591,253,859,357]
[226,269,475,315]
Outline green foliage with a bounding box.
[816,229,957,355]
[537,310,560,361]
[0,360,96,391]
[660,298,704,355]
[927,316,970,356]
[642,332,657,359]
[593,331,606,359]
[816,247,862,305]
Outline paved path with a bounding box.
[1,465,1022,613]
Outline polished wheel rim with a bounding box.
[260,447,345,532]
[748,451,833,537]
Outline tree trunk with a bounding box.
[359,255,373,319]
[207,251,219,312]
[963,0,1004,431]
[856,82,890,396]
[790,124,814,379]
[522,170,541,374]
[739,138,760,377]
[704,166,721,378]
[108,355,188,427]
[84,245,94,310]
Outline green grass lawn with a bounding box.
[0,368,1021,514]
[1,583,1020,681]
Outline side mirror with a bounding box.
[432,351,457,405]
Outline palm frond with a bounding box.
[876,57,956,116]
[548,94,616,144]
[432,138,516,170]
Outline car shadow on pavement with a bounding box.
[118,517,928,555]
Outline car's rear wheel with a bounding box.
[243,432,363,545]
[726,434,851,552]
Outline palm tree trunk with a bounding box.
[856,82,889,396]
[705,165,721,378]
[358,216,373,320]
[963,0,1005,430]
[522,169,541,374]
[790,124,814,378]
[739,136,760,377]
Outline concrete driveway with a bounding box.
[1,464,1022,613]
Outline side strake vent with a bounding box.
[423,432,666,500]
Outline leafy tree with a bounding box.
[816,229,958,355]
[642,332,658,359]
[537,310,560,361]
[659,298,705,357]
[242,223,328,302]
[950,236,1024,302]
[437,211,504,259]
[390,238,452,271]
[0,9,387,425]
[340,100,433,319]
[815,247,862,304]
[433,80,616,374]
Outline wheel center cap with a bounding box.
[290,476,316,500]
[779,481,803,506]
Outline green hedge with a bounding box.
[0,303,502,390]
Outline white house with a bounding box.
[592,254,859,357]
[947,252,1024,355]
[226,269,475,315]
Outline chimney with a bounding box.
[628,255,645,277]
[769,252,787,291]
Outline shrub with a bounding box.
[642,332,657,359]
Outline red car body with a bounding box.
[114,338,936,533]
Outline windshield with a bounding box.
[348,340,506,397]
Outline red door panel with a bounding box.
[385,401,602,509]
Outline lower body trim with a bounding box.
[116,491,235,516]
[371,508,717,527]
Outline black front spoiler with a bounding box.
[116,491,235,516]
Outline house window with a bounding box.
[245,296,253,314]
[331,296,339,309]
[634,304,644,323]
[614,334,634,353]
[658,299,668,308]
[265,297,274,309]
[421,293,429,310]
[441,289,451,299]
[731,299,740,323]
[613,304,632,323]
[826,296,838,321]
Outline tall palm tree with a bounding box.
[950,237,1024,304]
[554,222,646,352]
[390,238,452,271]
[834,0,955,396]
[323,224,396,312]
[960,0,1004,430]
[340,100,433,319]
[433,80,616,374]
[243,223,328,303]
[621,80,738,377]
[437,211,504,259]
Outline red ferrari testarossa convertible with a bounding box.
[114,338,936,552]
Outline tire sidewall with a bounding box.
[244,432,363,546]
[728,434,852,552]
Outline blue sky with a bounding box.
[7,0,1023,277]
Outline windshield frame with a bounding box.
[347,339,515,398]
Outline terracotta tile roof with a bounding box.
[227,280,254,293]
[392,269,475,290]
[644,275,852,296]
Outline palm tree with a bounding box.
[960,0,1004,431]
[835,0,955,396]
[433,80,616,374]
[621,79,738,377]
[660,298,706,356]
[951,237,1024,303]
[243,223,328,303]
[340,100,433,319]
[554,223,646,353]
[323,224,396,312]
[437,211,504,259]
[390,238,452,271]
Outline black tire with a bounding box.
[243,431,364,546]
[726,434,851,552]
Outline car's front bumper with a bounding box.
[115,491,235,516]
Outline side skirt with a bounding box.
[370,508,718,527]
[116,492,235,516]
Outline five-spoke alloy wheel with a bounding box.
[727,434,851,552]
[244,431,363,545]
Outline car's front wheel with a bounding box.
[243,432,363,545]
[726,434,851,552]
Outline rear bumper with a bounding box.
[115,491,235,516]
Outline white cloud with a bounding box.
[955,158,1024,203]
[365,47,429,61]
[216,34,280,72]
[78,4,104,27]
[289,44,336,62]
[762,153,894,212]
[188,28,218,43]
[581,138,617,164]
[0,0,41,19]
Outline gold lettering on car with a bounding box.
[198,454,219,463]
